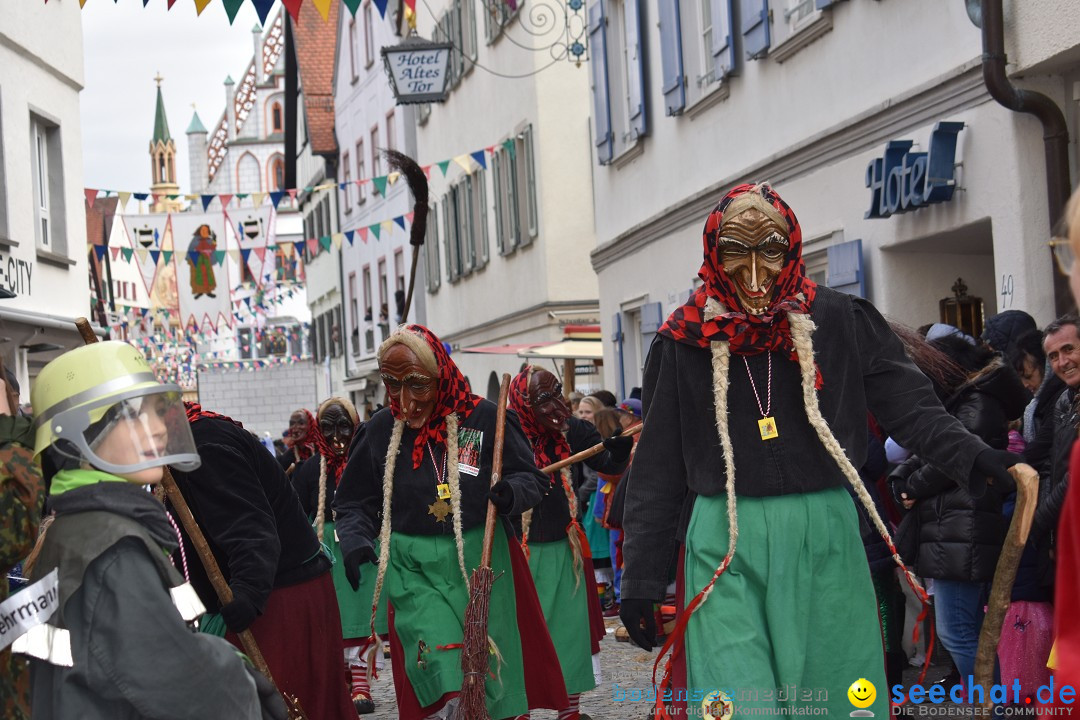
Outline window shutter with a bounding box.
[657,0,685,116]
[826,239,865,298]
[640,301,663,334]
[588,1,614,164]
[611,312,625,400]
[740,0,770,60]
[711,0,738,79]
[624,0,647,139]
[815,0,840,9]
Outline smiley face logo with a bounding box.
[847,678,876,716]
[702,690,734,720]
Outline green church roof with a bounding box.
[152,84,172,144]
[186,110,207,134]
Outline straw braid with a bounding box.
[314,455,329,543]
[560,468,585,591]
[445,413,470,591]
[788,313,929,599]
[520,509,533,558]
[369,419,405,649]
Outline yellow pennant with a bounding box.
[382,220,393,236]
[312,0,333,20]
[279,242,294,257]
[194,0,213,16]
[314,182,336,192]
[117,192,131,210]
[135,247,149,264]
[228,249,241,263]
[387,171,401,186]
[331,233,344,249]
[453,155,473,173]
[252,192,267,208]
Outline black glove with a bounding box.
[488,479,515,514]
[344,546,378,592]
[619,597,657,651]
[244,663,288,720]
[970,448,1021,497]
[220,596,259,634]
[602,433,634,462]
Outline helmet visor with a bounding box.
[51,387,201,475]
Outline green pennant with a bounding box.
[162,251,173,264]
[222,0,244,24]
[370,224,381,240]
[503,138,516,160]
[372,176,388,197]
[214,250,227,266]
[167,194,179,200]
[343,0,362,13]
[120,247,133,262]
[236,193,249,201]
[319,236,332,252]
[437,160,451,177]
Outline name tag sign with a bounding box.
[865,121,965,219]
[2,569,60,651]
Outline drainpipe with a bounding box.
[980,0,1073,315]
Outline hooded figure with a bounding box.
[981,309,1037,358]
[619,183,1018,719]
[334,325,568,720]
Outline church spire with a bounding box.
[152,72,172,145]
[148,74,181,213]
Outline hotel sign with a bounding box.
[865,121,965,219]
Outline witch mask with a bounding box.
[718,194,791,316]
[318,403,355,456]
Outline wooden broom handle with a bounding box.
[479,374,511,570]
[74,318,276,682]
[540,422,642,475]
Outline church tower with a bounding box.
[148,74,182,213]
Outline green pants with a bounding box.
[684,487,887,717]
[326,522,386,639]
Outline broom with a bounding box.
[384,149,429,324]
[453,373,511,720]
[74,318,307,720]
[540,423,642,475]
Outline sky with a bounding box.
[80,1,274,195]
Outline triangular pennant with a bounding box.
[213,250,227,266]
[486,145,496,155]
[281,0,303,22]
[422,165,432,179]
[406,211,415,225]
[371,176,388,197]
[382,220,393,236]
[241,248,253,264]
[221,0,244,24]
[219,194,233,208]
[453,155,473,173]
[312,0,333,20]
[252,0,275,24]
[236,193,248,201]
[121,247,134,263]
[111,246,122,261]
[332,233,344,250]
[193,0,212,15]
[358,227,369,243]
[162,251,173,264]
[117,191,131,210]
[343,0,362,14]
[94,245,108,261]
[294,241,306,257]
[167,194,179,201]
[133,192,149,201]
[287,189,298,202]
[151,194,162,205]
[319,236,332,252]
[228,249,241,263]
[470,150,488,170]
[254,247,267,262]
[167,0,178,8]
[370,223,381,240]
[503,138,516,159]
[373,0,389,17]
[252,192,266,207]
[269,191,284,208]
[201,194,215,211]
[84,188,98,208]
[388,171,400,186]
[345,230,355,246]
[437,160,451,176]
[307,238,319,256]
[149,250,161,264]
[394,215,406,231]
[135,248,149,265]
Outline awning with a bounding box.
[517,340,604,361]
[461,342,547,355]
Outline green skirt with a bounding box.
[386,525,528,719]
[684,487,887,717]
[326,521,387,639]
[582,491,610,561]
[526,538,597,696]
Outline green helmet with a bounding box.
[32,341,200,475]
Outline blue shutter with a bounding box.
[815,0,841,8]
[658,0,685,116]
[611,312,625,400]
[711,0,738,79]
[741,0,770,60]
[624,0,647,139]
[826,239,865,298]
[588,1,614,164]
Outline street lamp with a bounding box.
[381,33,454,105]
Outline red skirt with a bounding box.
[582,554,606,655]
[1054,439,1080,689]
[387,534,568,720]
[227,572,355,720]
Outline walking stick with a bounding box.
[384,150,428,324]
[74,318,307,720]
[453,373,511,720]
[973,462,1039,708]
[540,423,642,475]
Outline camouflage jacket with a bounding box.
[0,416,45,720]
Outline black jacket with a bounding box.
[1023,374,1067,475]
[622,287,992,602]
[292,454,337,520]
[334,402,548,557]
[889,361,1029,582]
[169,417,329,615]
[516,416,628,544]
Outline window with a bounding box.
[342,151,352,211]
[30,114,65,255]
[385,109,396,153]
[363,1,375,67]
[377,258,389,340]
[394,249,405,321]
[0,90,7,242]
[275,243,298,283]
[356,139,366,203]
[426,201,442,293]
[271,101,283,133]
[444,169,489,281]
[492,127,538,254]
[349,272,359,354]
[371,125,381,177]
[771,0,835,63]
[589,0,646,164]
[484,0,520,42]
[362,265,374,352]
[269,154,285,191]
[349,18,359,81]
[237,152,261,193]
[520,126,538,240]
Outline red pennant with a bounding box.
[281,0,302,22]
[306,238,319,255]
[219,194,233,208]
[110,247,121,261]
[254,247,267,262]
[358,227,369,243]
[405,212,415,225]
[287,188,298,201]
[486,146,495,155]
[167,0,177,7]
[422,165,432,179]
[84,188,98,208]
[151,193,161,205]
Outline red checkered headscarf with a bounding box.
[184,402,244,428]
[658,183,816,356]
[282,408,318,462]
[508,365,571,470]
[382,325,480,469]
[312,397,360,482]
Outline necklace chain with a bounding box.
[742,353,772,418]
[426,440,446,486]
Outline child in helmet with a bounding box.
[18,341,283,720]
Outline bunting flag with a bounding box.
[453,155,473,173]
[370,223,381,241]
[121,213,171,299]
[193,0,212,15]
[373,0,389,18]
[118,192,131,210]
[282,0,303,22]
[343,0,362,14]
[85,188,98,208]
[358,227,369,244]
[393,215,406,231]
[437,160,451,176]
[170,211,233,331]
[311,0,333,21]
[221,0,245,24]
[470,150,487,170]
[371,175,388,197]
[252,0,276,24]
[226,205,275,283]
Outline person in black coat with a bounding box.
[889,336,1029,686]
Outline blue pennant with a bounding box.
[470,150,488,170]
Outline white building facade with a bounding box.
[333,0,426,418]
[587,0,1080,397]
[0,1,91,400]
[415,0,604,400]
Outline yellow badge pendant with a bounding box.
[437,483,451,500]
[758,417,779,441]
